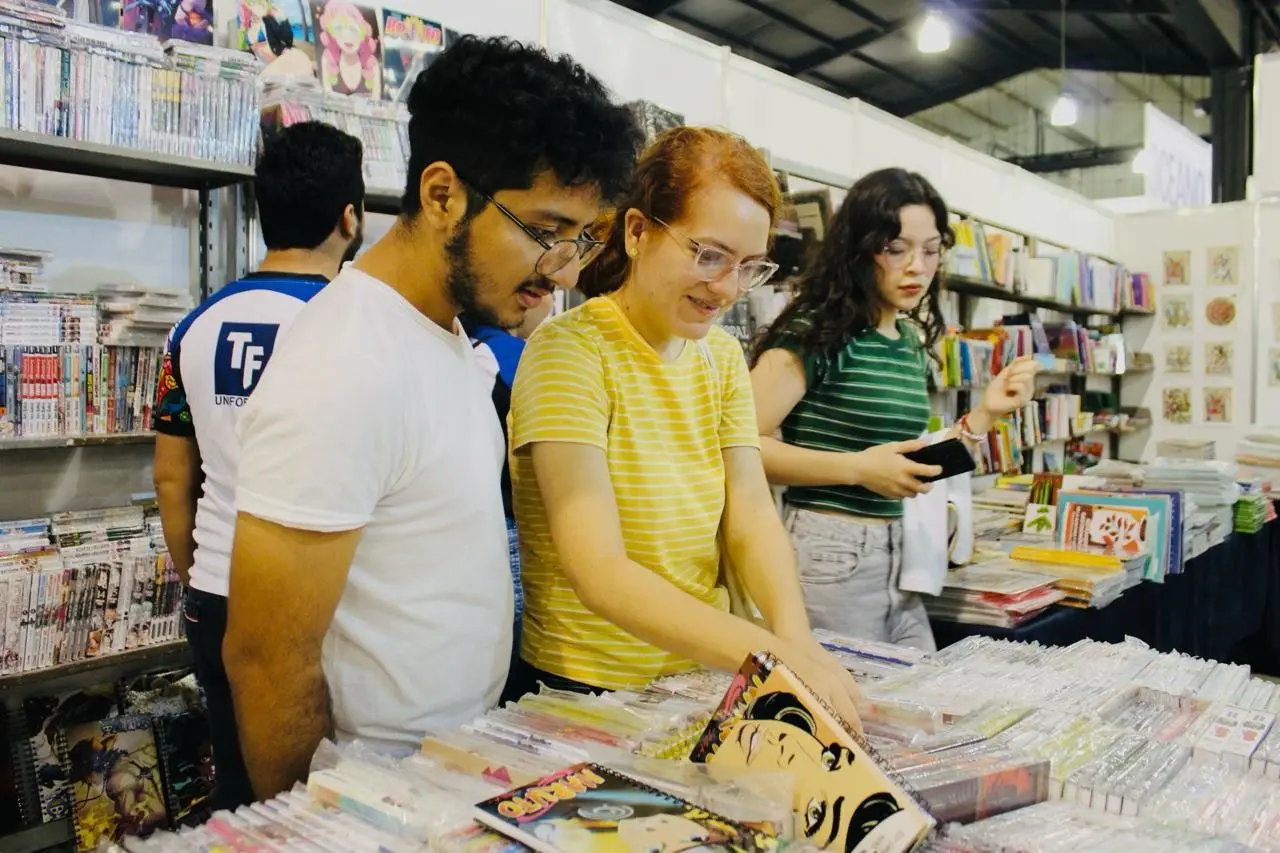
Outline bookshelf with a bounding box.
[0,126,236,852]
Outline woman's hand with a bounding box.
[841,440,942,498]
[977,356,1040,425]
[778,637,865,736]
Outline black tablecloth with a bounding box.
[931,521,1280,668]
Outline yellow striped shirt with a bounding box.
[509,296,760,690]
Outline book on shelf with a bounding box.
[689,650,935,853]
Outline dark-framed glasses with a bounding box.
[650,216,779,292]
[480,191,604,277]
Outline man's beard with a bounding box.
[340,222,364,266]
[444,219,550,331]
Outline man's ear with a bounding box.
[340,204,359,240]
[416,162,468,230]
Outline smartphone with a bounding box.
[903,438,977,483]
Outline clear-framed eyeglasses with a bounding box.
[650,216,780,292]
[879,240,945,270]
[468,181,604,277]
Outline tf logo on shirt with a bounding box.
[214,322,279,405]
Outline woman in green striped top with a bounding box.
[749,168,1037,651]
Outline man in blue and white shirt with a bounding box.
[152,121,365,812]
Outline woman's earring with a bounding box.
[627,247,637,258]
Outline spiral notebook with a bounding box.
[689,651,936,853]
[474,762,779,853]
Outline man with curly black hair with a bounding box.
[223,36,641,800]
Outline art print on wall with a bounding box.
[312,0,383,99]
[1163,250,1190,286]
[1204,387,1232,424]
[1204,342,1233,375]
[1270,347,1280,386]
[1163,388,1191,424]
[1163,296,1192,330]
[1164,344,1192,374]
[1206,296,1236,328]
[1208,246,1239,286]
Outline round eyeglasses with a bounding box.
[650,216,779,292]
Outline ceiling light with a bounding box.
[917,13,951,54]
[1132,149,1151,175]
[1049,93,1078,127]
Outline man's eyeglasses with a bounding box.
[478,189,604,277]
[650,216,779,292]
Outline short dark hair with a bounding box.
[401,35,641,216]
[256,121,365,251]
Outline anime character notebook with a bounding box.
[474,762,778,853]
[689,651,935,853]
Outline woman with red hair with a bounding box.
[505,128,861,726]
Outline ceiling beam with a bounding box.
[1160,0,1239,66]
[788,27,897,75]
[663,9,889,109]
[642,0,684,14]
[896,61,1035,114]
[1004,145,1140,172]
[988,83,1099,148]
[949,0,1166,11]
[911,116,974,143]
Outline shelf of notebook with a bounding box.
[0,641,191,702]
[0,127,253,190]
[944,275,1151,319]
[0,432,156,451]
[0,819,73,853]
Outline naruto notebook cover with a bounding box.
[474,762,778,853]
[689,651,935,853]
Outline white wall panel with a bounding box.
[546,0,727,128]
[1254,52,1280,198]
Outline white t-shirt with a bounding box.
[155,273,327,598]
[234,267,513,748]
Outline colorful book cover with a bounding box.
[65,714,168,851]
[1058,492,1171,582]
[688,651,935,853]
[154,711,214,828]
[474,762,778,853]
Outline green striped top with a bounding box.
[765,317,931,519]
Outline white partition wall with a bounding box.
[1254,52,1280,199]
[546,0,729,128]
[1113,202,1262,463]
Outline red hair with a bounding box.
[578,127,781,298]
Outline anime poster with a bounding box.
[65,715,167,851]
[380,9,448,100]
[105,0,213,44]
[238,0,316,63]
[312,0,383,99]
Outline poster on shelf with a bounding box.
[97,0,214,43]
[312,0,383,99]
[1208,246,1239,286]
[1205,296,1236,328]
[1164,344,1192,374]
[1163,296,1192,330]
[1163,250,1190,286]
[1204,387,1232,424]
[1204,342,1233,375]
[380,9,450,101]
[238,0,316,60]
[1163,388,1191,424]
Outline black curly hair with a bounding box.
[400,35,642,218]
[752,168,954,367]
[256,121,364,252]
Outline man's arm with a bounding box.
[153,435,203,587]
[223,512,360,801]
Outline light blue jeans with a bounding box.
[785,506,936,651]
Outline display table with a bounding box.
[931,521,1280,666]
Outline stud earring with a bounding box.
[627,247,637,258]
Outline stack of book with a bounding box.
[924,564,1065,628]
[1233,480,1272,534]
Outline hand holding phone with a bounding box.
[850,440,945,498]
[902,438,977,483]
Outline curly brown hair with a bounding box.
[751,168,954,367]
[578,127,782,298]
